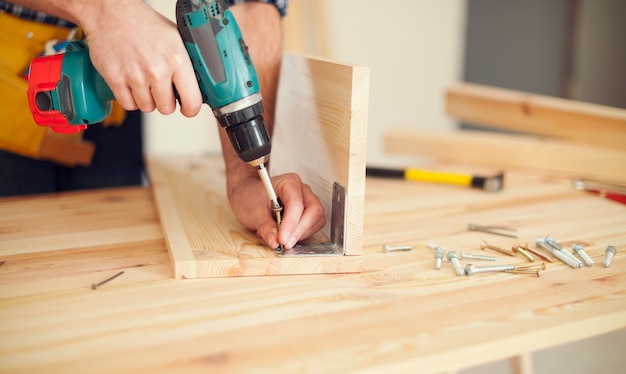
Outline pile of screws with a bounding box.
[426,236,618,277]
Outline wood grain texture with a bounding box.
[146,156,362,278]
[384,129,626,184]
[145,53,368,278]
[272,53,369,256]
[446,83,626,150]
[0,187,162,258]
[1,170,625,373]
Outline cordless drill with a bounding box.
[27,0,283,231]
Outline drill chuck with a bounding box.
[214,94,271,166]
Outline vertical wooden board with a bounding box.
[146,54,368,277]
[271,53,370,256]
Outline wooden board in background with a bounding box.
[384,129,626,184]
[146,53,369,278]
[446,83,626,150]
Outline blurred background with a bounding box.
[144,1,625,371]
[145,0,626,162]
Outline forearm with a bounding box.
[7,0,144,28]
[221,2,283,191]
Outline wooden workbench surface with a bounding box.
[1,163,625,373]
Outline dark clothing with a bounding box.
[0,110,143,196]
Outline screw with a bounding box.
[274,203,284,254]
[503,263,546,277]
[511,245,535,262]
[427,242,446,270]
[91,271,124,290]
[383,244,413,253]
[572,244,593,267]
[480,240,516,257]
[447,251,464,276]
[544,236,583,266]
[503,268,542,277]
[464,263,515,276]
[544,236,563,250]
[427,242,441,251]
[513,262,547,271]
[536,237,582,268]
[435,247,446,270]
[604,246,616,268]
[461,251,497,261]
[519,242,553,263]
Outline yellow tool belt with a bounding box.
[0,12,125,166]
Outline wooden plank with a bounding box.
[271,53,369,256]
[2,175,626,373]
[0,187,163,257]
[511,353,535,374]
[384,129,626,184]
[147,155,362,278]
[146,53,369,277]
[446,83,626,150]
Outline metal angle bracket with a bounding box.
[278,182,346,257]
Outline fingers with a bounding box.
[225,172,326,250]
[172,58,203,117]
[111,55,200,116]
[85,12,201,117]
[275,174,326,249]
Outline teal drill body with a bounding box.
[60,42,115,126]
[180,3,259,108]
[29,0,271,166]
[28,0,283,233]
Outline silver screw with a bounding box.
[553,249,583,269]
[544,236,563,250]
[572,243,594,267]
[545,236,582,265]
[447,251,464,276]
[427,242,441,250]
[435,247,446,270]
[536,237,582,269]
[604,246,616,268]
[461,251,497,261]
[383,244,412,253]
[464,263,515,276]
[428,242,447,270]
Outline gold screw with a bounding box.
[519,242,554,263]
[503,262,546,277]
[512,245,535,262]
[480,240,516,257]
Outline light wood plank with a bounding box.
[511,353,535,374]
[146,155,362,278]
[1,169,626,373]
[384,129,626,184]
[272,53,369,256]
[145,53,369,277]
[446,83,626,150]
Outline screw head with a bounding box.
[447,251,458,261]
[479,241,489,250]
[606,245,616,255]
[464,264,476,276]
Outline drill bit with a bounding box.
[257,163,284,252]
